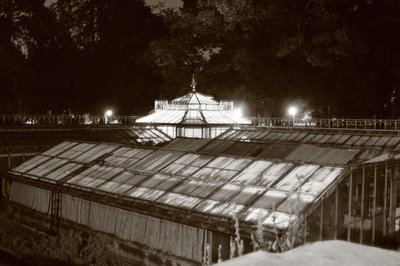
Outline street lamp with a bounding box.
[288,106,298,127]
[104,109,112,124]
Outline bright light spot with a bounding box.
[233,108,243,118]
[288,106,298,116]
[105,110,113,117]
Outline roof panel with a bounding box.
[208,184,242,202]
[127,187,165,201]
[251,162,293,187]
[230,160,273,185]
[277,193,315,213]
[274,164,319,192]
[12,155,50,174]
[129,150,184,172]
[241,208,270,223]
[251,190,288,209]
[164,138,210,152]
[172,179,221,198]
[384,137,400,148]
[257,144,298,160]
[263,211,298,229]
[230,187,265,206]
[156,193,202,210]
[285,144,358,165]
[223,142,259,156]
[198,139,235,154]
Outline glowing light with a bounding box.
[288,106,298,127]
[288,106,298,116]
[105,110,113,117]
[233,108,243,119]
[104,109,113,124]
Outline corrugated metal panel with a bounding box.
[284,144,359,165]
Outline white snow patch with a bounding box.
[217,240,400,266]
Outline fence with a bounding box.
[1,114,400,131]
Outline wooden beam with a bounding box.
[319,198,324,241]
[360,166,365,244]
[334,187,339,240]
[383,161,388,237]
[347,171,353,242]
[372,163,377,244]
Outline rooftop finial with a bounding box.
[191,74,197,92]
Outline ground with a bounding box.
[217,240,400,266]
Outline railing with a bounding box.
[1,114,400,131]
[250,117,400,131]
[0,114,140,126]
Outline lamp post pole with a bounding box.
[288,106,298,127]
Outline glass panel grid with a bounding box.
[251,163,293,187]
[274,165,319,192]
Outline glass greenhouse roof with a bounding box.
[10,140,348,230]
[217,128,400,151]
[0,126,172,148]
[136,91,252,125]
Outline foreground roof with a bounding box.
[9,140,350,230]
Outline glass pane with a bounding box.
[127,187,165,201]
[208,184,241,202]
[263,211,297,229]
[140,173,169,189]
[231,161,273,185]
[12,155,50,173]
[156,193,201,209]
[230,187,265,206]
[274,165,319,192]
[251,190,287,209]
[45,163,82,181]
[252,163,293,187]
[277,193,315,213]
[242,208,270,222]
[28,158,68,177]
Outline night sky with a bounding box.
[2,0,400,118]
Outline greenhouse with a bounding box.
[136,89,252,139]
[5,130,400,264]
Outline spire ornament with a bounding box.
[191,74,197,92]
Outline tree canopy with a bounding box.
[1,0,400,117]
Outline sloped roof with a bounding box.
[165,138,360,166]
[9,141,348,231]
[217,128,400,151]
